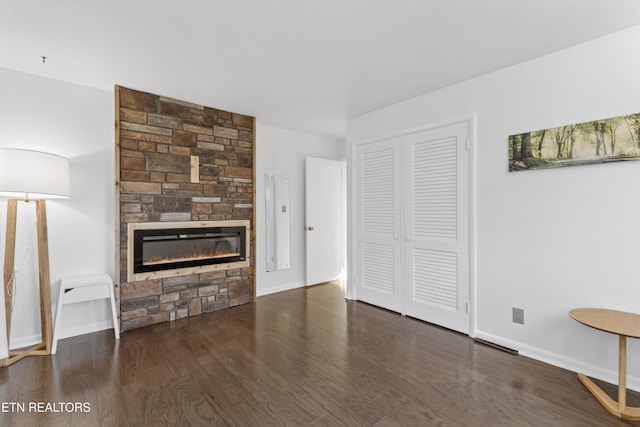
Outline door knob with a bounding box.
[307,226,314,231]
[394,235,399,240]
[406,236,412,241]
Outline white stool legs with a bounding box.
[52,274,120,355]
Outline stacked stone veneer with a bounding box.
[116,86,254,332]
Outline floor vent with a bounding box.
[474,338,518,355]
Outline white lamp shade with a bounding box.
[0,148,70,199]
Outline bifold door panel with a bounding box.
[355,137,403,312]
[354,122,470,334]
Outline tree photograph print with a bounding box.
[508,113,640,171]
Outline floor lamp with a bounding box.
[0,148,70,367]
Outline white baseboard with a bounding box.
[474,330,640,393]
[57,320,115,340]
[10,320,115,351]
[9,334,42,351]
[256,281,306,297]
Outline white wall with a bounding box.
[256,123,341,296]
[348,25,640,390]
[0,69,343,359]
[0,69,115,358]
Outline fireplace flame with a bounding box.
[144,241,239,266]
[144,251,240,266]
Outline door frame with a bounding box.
[348,114,477,337]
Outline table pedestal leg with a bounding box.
[620,335,627,411]
[577,334,640,420]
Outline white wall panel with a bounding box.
[348,25,640,390]
[256,124,341,296]
[0,69,114,357]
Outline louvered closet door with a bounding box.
[403,122,469,334]
[355,137,402,312]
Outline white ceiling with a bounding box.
[2,0,640,139]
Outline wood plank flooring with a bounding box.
[0,282,638,426]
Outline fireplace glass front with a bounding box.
[133,226,246,274]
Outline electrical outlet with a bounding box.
[512,307,524,325]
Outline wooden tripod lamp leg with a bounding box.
[35,200,53,354]
[1,199,53,368]
[3,200,18,348]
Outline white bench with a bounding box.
[52,273,120,354]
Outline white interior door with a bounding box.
[305,157,345,286]
[354,137,403,312]
[403,122,469,333]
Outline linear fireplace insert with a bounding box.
[127,220,250,281]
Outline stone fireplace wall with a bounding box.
[115,86,255,331]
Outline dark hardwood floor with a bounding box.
[0,282,638,426]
